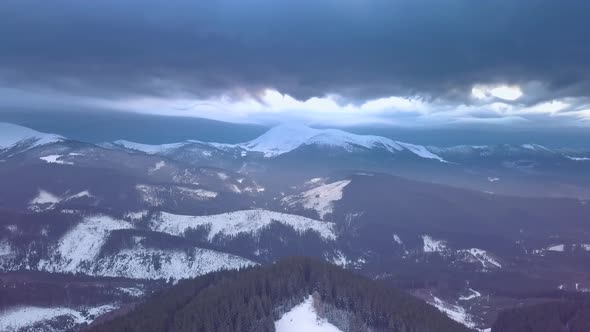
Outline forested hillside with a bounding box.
[492,295,590,332]
[88,257,471,332]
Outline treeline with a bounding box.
[0,271,157,311]
[492,294,590,332]
[89,257,471,332]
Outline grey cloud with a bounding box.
[0,0,589,104]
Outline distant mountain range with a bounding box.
[1,121,590,331]
[108,122,590,162]
[3,121,589,165]
[5,120,588,199]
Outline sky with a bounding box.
[1,1,590,136]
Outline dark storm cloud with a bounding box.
[1,0,589,102]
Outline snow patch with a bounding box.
[117,287,145,297]
[547,244,565,252]
[29,189,92,212]
[67,190,92,200]
[149,161,166,172]
[38,215,132,273]
[112,140,185,154]
[459,288,482,301]
[216,172,229,180]
[459,248,502,269]
[227,183,241,193]
[397,142,446,162]
[30,190,61,205]
[306,177,325,185]
[521,144,551,152]
[154,210,336,241]
[136,184,218,206]
[275,295,343,332]
[243,184,265,194]
[0,304,117,332]
[176,186,218,199]
[330,251,349,268]
[422,235,447,253]
[29,190,62,212]
[0,240,13,257]
[282,180,350,220]
[430,297,476,329]
[91,247,254,280]
[124,210,148,221]
[40,154,73,165]
[393,234,403,245]
[566,155,590,161]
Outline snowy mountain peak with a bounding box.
[242,124,445,161]
[106,123,445,161]
[243,123,323,157]
[0,122,63,150]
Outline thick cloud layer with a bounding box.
[0,0,589,127]
[1,0,589,100]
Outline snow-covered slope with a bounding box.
[428,296,477,329]
[108,124,446,161]
[153,209,337,241]
[38,215,133,272]
[111,140,187,154]
[282,180,351,220]
[0,304,117,332]
[36,215,255,279]
[242,124,445,161]
[28,189,93,212]
[275,295,343,332]
[458,248,502,269]
[91,247,255,279]
[0,122,63,150]
[243,124,322,157]
[39,154,74,165]
[422,235,448,253]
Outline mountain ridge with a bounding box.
[0,122,63,150]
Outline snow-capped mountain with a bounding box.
[241,124,446,161]
[3,121,590,200]
[0,122,63,152]
[107,123,590,173]
[110,123,446,162]
[3,121,590,330]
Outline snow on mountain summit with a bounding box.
[241,124,445,161]
[105,123,445,161]
[242,124,323,157]
[0,122,63,150]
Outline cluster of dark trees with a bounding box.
[89,257,471,332]
[492,295,590,332]
[0,271,157,310]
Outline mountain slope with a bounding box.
[88,257,472,332]
[0,122,63,151]
[491,295,590,332]
[110,123,447,161]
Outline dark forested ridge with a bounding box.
[88,257,471,332]
[492,295,590,332]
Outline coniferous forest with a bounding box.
[492,296,590,332]
[88,257,471,332]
